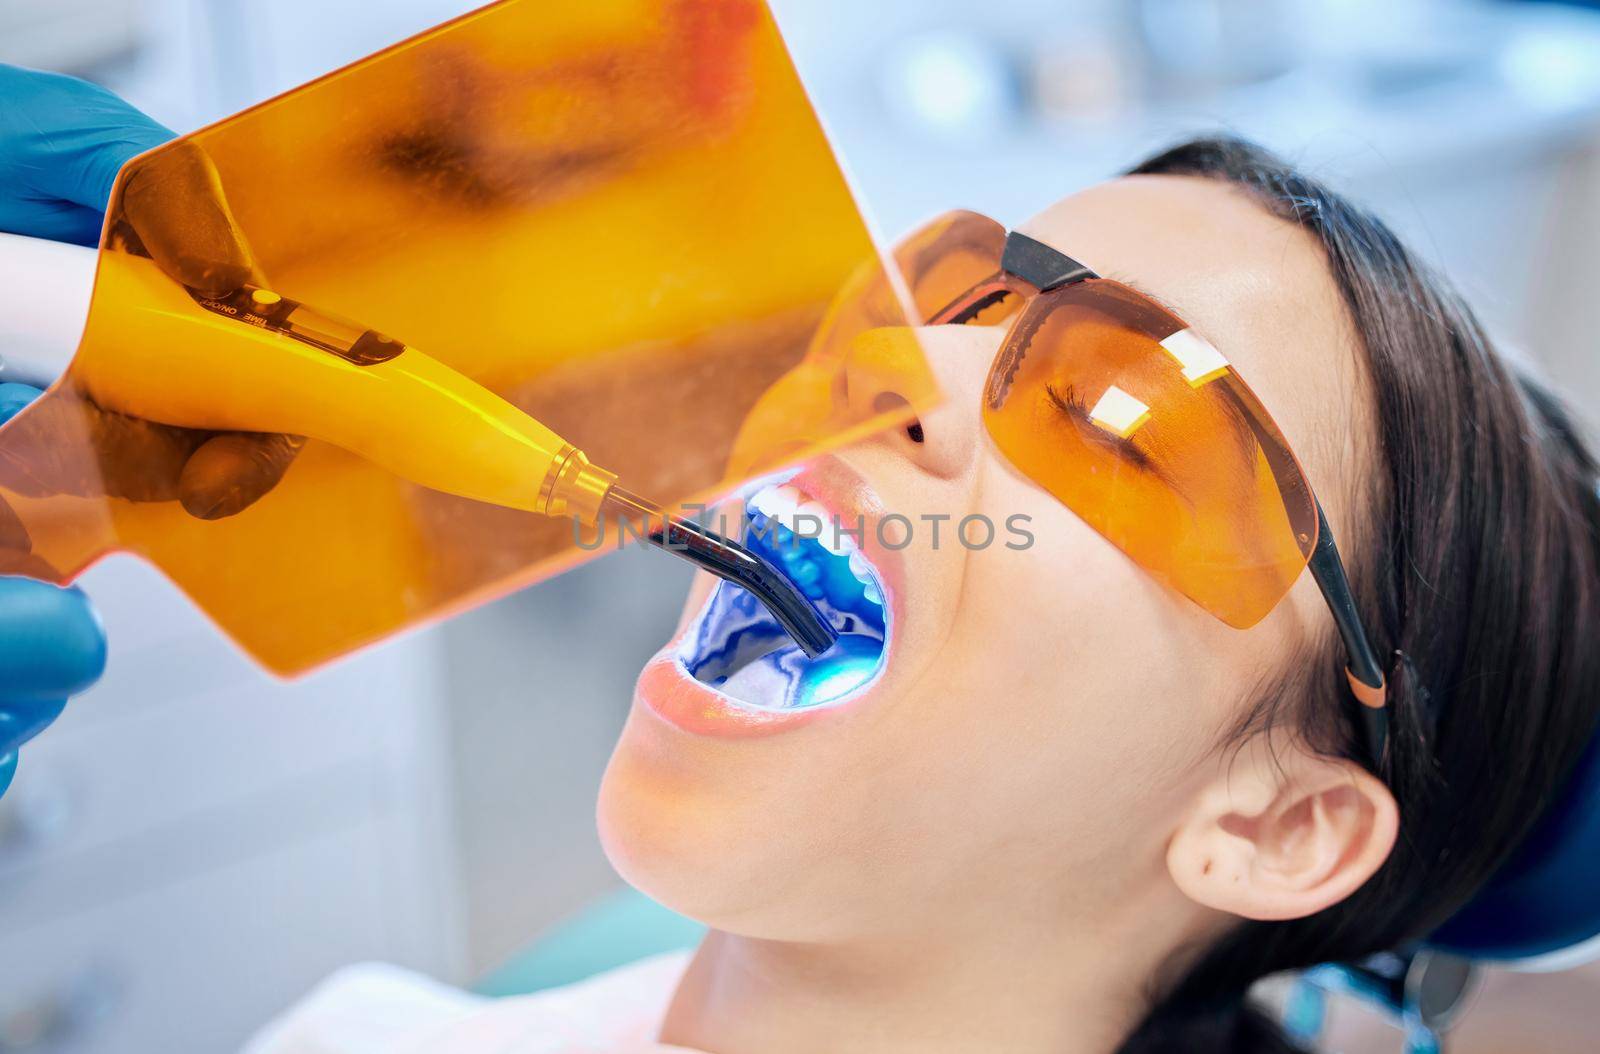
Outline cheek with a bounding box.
[927,475,1231,839]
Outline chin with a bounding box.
[596,721,791,933]
[595,719,697,911]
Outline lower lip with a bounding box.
[635,646,842,738]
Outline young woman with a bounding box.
[250,137,1600,1053]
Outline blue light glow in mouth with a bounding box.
[677,481,889,711]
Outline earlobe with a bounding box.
[1167,740,1399,922]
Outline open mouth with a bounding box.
[676,477,889,711]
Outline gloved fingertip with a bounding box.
[0,579,107,697]
[0,383,44,426]
[179,433,300,519]
[51,594,107,697]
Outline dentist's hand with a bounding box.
[0,384,106,799]
[0,66,280,796]
[0,63,302,523]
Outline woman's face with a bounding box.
[598,175,1372,947]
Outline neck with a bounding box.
[660,901,1194,1054]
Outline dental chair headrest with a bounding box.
[1428,724,1600,969]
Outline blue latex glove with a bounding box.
[0,63,173,245]
[0,384,107,799]
[0,64,145,796]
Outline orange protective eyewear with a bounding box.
[895,210,1389,764]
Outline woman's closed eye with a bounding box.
[1045,383,1162,477]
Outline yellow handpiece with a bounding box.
[70,251,836,659]
[77,252,617,525]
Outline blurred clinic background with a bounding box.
[4,0,1600,1050]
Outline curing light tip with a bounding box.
[602,487,838,659]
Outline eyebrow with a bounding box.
[1098,270,1186,317]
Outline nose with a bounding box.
[845,324,1000,479]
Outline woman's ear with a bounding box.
[1166,736,1398,921]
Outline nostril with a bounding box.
[870,392,924,444]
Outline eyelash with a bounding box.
[1045,383,1157,473]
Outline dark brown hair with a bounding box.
[1115,137,1600,1052]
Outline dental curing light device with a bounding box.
[0,0,935,677]
[71,250,839,659]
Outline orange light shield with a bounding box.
[0,0,935,674]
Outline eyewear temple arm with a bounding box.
[1307,500,1390,767]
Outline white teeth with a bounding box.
[847,549,873,583]
[747,484,850,549]
[809,503,862,556]
[748,484,799,522]
[815,530,858,557]
[745,481,879,581]
[792,500,831,542]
